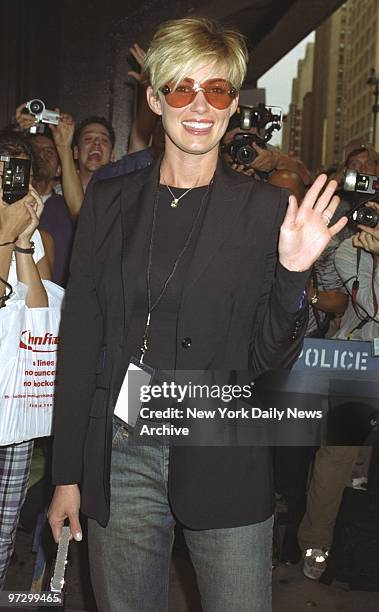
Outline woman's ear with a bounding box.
[146,86,162,116]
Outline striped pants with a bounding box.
[0,441,34,589]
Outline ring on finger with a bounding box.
[322,212,332,226]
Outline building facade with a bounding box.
[343,0,379,152]
[283,0,379,173]
[282,42,314,159]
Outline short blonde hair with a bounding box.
[144,17,248,95]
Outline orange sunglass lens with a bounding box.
[161,79,236,109]
[203,80,236,109]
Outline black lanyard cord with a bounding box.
[140,175,214,363]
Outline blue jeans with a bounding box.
[88,420,273,612]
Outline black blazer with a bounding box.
[52,157,308,529]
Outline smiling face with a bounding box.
[147,63,239,163]
[74,122,114,175]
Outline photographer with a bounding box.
[298,205,379,580]
[14,105,75,287]
[332,143,379,242]
[221,106,310,185]
[0,132,51,588]
[16,101,115,203]
[16,57,153,205]
[345,143,378,176]
[333,202,379,339]
[301,145,379,338]
[15,100,118,209]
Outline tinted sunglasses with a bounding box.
[160,78,238,109]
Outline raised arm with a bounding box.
[51,112,84,220]
[0,187,34,300]
[127,43,158,153]
[15,101,83,220]
[251,175,348,374]
[39,229,55,279]
[15,188,48,307]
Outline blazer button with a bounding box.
[181,337,192,348]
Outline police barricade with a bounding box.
[125,338,379,447]
[259,337,379,446]
[294,337,377,373]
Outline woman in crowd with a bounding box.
[0,132,51,587]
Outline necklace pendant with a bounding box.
[171,198,179,208]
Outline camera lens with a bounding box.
[13,173,24,185]
[354,207,379,228]
[28,99,44,115]
[236,146,256,165]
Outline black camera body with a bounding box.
[25,99,59,134]
[343,170,379,228]
[223,104,282,166]
[0,156,31,204]
[226,132,267,165]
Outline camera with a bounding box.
[223,104,282,166]
[226,132,266,165]
[0,156,31,204]
[25,99,59,134]
[349,205,379,228]
[343,170,379,195]
[343,170,379,227]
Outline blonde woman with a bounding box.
[49,18,346,612]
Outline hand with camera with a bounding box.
[15,101,36,132]
[230,143,280,175]
[15,100,60,133]
[0,184,44,304]
[0,188,37,246]
[352,203,379,255]
[50,111,75,149]
[249,142,281,173]
[11,186,49,308]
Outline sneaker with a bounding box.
[303,548,329,580]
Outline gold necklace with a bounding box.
[160,172,196,208]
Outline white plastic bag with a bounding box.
[0,280,64,445]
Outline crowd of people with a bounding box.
[0,15,378,611]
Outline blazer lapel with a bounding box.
[182,159,253,299]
